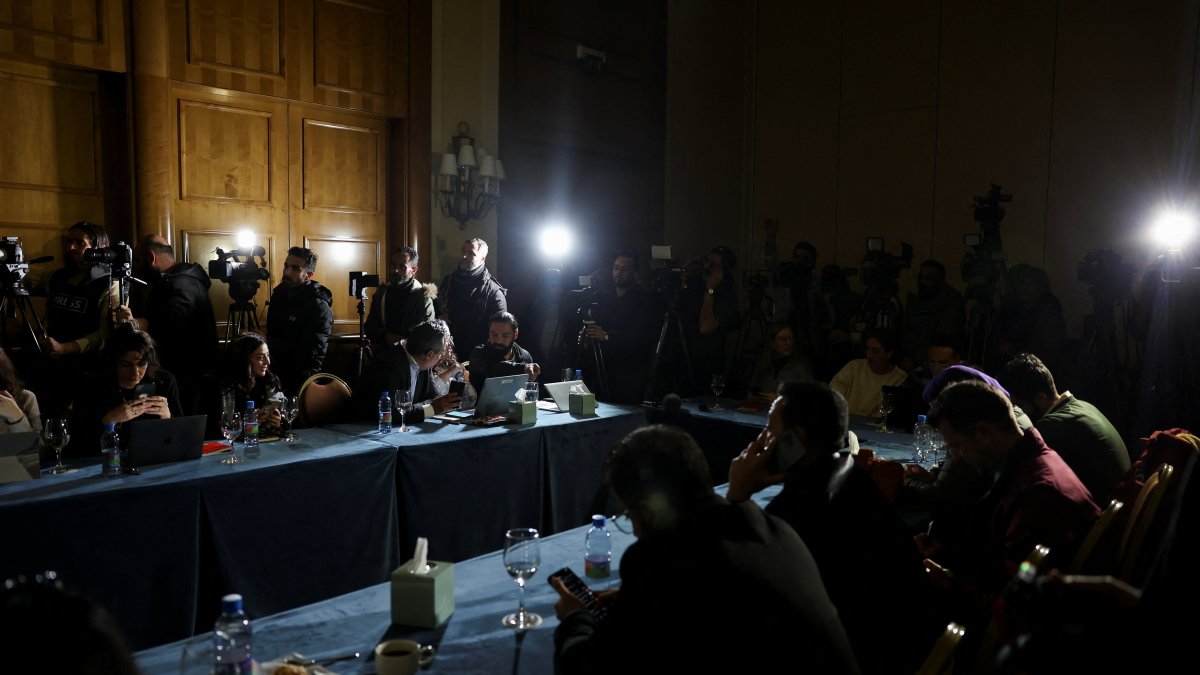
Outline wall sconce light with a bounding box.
[436,122,505,230]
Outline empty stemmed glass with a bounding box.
[280,396,299,443]
[710,374,726,411]
[927,428,944,465]
[877,391,895,433]
[394,390,412,432]
[501,527,542,629]
[41,418,73,474]
[219,411,243,464]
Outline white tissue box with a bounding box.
[390,559,455,628]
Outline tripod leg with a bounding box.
[591,339,609,400]
[642,311,675,404]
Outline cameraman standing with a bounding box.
[266,247,333,394]
[578,249,657,403]
[114,239,217,413]
[679,245,740,396]
[44,221,119,360]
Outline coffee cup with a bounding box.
[374,639,435,675]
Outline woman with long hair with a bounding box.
[0,347,40,434]
[205,333,283,437]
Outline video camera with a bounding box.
[348,271,380,298]
[209,246,270,302]
[860,237,913,292]
[648,245,688,296]
[742,269,776,291]
[83,241,134,278]
[0,237,34,287]
[1077,249,1135,298]
[962,183,1013,288]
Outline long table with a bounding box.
[0,404,645,650]
[135,484,783,675]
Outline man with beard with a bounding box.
[467,311,539,394]
[678,245,740,395]
[900,259,963,366]
[114,239,217,413]
[266,246,333,394]
[440,238,507,360]
[364,246,435,350]
[577,249,657,403]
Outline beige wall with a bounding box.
[431,0,502,282]
[667,0,1200,336]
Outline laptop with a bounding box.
[124,415,207,468]
[0,431,41,483]
[543,380,593,412]
[470,374,530,417]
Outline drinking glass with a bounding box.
[710,374,726,411]
[501,528,542,629]
[41,418,73,475]
[280,396,299,443]
[877,391,894,433]
[219,412,244,465]
[561,367,573,383]
[394,390,412,433]
[927,429,944,465]
[523,381,540,403]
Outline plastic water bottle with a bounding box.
[243,401,259,456]
[212,593,253,674]
[378,391,393,433]
[912,414,929,463]
[584,514,612,579]
[100,423,120,478]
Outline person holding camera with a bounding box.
[468,311,539,394]
[577,249,658,404]
[266,247,334,395]
[678,245,740,395]
[113,238,217,413]
[364,246,435,350]
[43,221,120,360]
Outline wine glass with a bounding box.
[219,411,243,465]
[927,428,944,465]
[394,390,412,433]
[710,374,726,411]
[501,528,542,629]
[41,418,74,475]
[280,396,299,443]
[877,391,894,433]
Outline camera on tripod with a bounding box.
[742,269,776,290]
[1077,249,1135,297]
[962,184,1013,288]
[861,237,913,290]
[83,241,135,278]
[348,271,380,298]
[648,245,687,296]
[0,237,33,287]
[209,246,270,301]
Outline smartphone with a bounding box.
[449,379,466,397]
[444,410,473,419]
[547,567,609,622]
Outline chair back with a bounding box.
[1117,463,1174,582]
[297,373,353,428]
[1070,499,1124,574]
[916,622,966,675]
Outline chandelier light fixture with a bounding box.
[436,122,505,229]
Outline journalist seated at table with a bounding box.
[747,322,814,403]
[467,310,540,394]
[551,424,860,675]
[200,333,283,439]
[0,348,41,434]
[65,324,181,456]
[355,319,460,423]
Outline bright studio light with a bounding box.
[236,230,257,249]
[538,224,573,259]
[1149,209,1197,249]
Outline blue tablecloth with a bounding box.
[135,485,783,675]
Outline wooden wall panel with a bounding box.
[168,0,287,97]
[289,103,387,334]
[171,83,289,329]
[0,0,126,72]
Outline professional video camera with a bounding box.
[648,245,688,297]
[83,241,133,270]
[1077,249,1135,300]
[860,237,913,291]
[742,269,776,291]
[348,271,380,298]
[209,246,270,302]
[0,237,32,287]
[962,183,1012,287]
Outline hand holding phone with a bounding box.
[548,567,609,622]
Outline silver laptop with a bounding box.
[470,374,530,417]
[125,415,207,468]
[543,380,592,412]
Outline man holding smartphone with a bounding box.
[354,320,460,424]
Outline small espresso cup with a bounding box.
[374,639,435,675]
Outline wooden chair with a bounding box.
[1070,499,1124,574]
[916,622,966,675]
[1116,463,1174,583]
[296,373,353,427]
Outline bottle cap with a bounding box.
[917,414,927,423]
[592,514,606,527]
[221,593,243,613]
[381,390,389,397]
[103,423,116,431]
[246,401,255,409]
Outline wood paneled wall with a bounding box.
[0,0,126,71]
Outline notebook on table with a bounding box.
[543,380,593,412]
[124,415,207,468]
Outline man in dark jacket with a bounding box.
[116,240,217,413]
[467,311,539,394]
[266,246,333,394]
[440,237,506,359]
[364,245,435,350]
[355,319,460,424]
